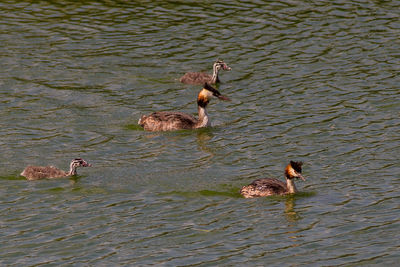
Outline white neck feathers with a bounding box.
[211,65,220,83]
[196,105,210,128]
[286,178,298,194]
[68,163,77,176]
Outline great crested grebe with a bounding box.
[138,83,230,131]
[21,158,92,180]
[179,59,231,85]
[240,161,306,198]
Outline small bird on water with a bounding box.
[21,158,92,180]
[138,83,230,132]
[179,59,231,85]
[240,161,306,198]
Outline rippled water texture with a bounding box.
[1,0,399,265]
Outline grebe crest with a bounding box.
[285,161,305,180]
[240,161,306,198]
[138,83,230,132]
[197,82,230,107]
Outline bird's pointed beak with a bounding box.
[297,174,306,181]
[217,95,231,101]
[224,65,231,71]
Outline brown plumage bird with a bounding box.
[240,161,306,198]
[180,59,231,85]
[138,83,230,132]
[21,158,92,180]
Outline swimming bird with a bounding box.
[21,158,92,180]
[180,59,231,85]
[240,161,306,198]
[138,83,230,131]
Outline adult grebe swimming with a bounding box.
[21,158,92,180]
[138,83,230,132]
[180,59,231,85]
[240,161,306,198]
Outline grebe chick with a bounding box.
[138,83,230,132]
[21,158,92,181]
[180,59,231,85]
[240,161,306,198]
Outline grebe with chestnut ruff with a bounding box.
[138,83,230,132]
[240,161,306,198]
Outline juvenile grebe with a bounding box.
[180,59,231,85]
[240,161,306,198]
[138,83,230,131]
[21,158,92,180]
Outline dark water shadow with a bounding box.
[160,186,242,199]
[125,123,144,131]
[163,186,318,224]
[0,172,86,184]
[0,172,26,180]
[125,122,219,135]
[162,183,316,201]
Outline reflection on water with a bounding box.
[196,129,215,155]
[284,195,300,222]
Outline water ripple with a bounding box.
[1,0,400,265]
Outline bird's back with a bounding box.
[21,165,67,180]
[240,178,288,198]
[139,111,197,131]
[180,72,213,85]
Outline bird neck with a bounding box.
[68,164,77,176]
[211,65,220,83]
[196,105,210,128]
[286,178,298,194]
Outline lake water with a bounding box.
[1,0,399,265]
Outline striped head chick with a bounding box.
[214,59,231,71]
[68,158,92,176]
[212,59,231,83]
